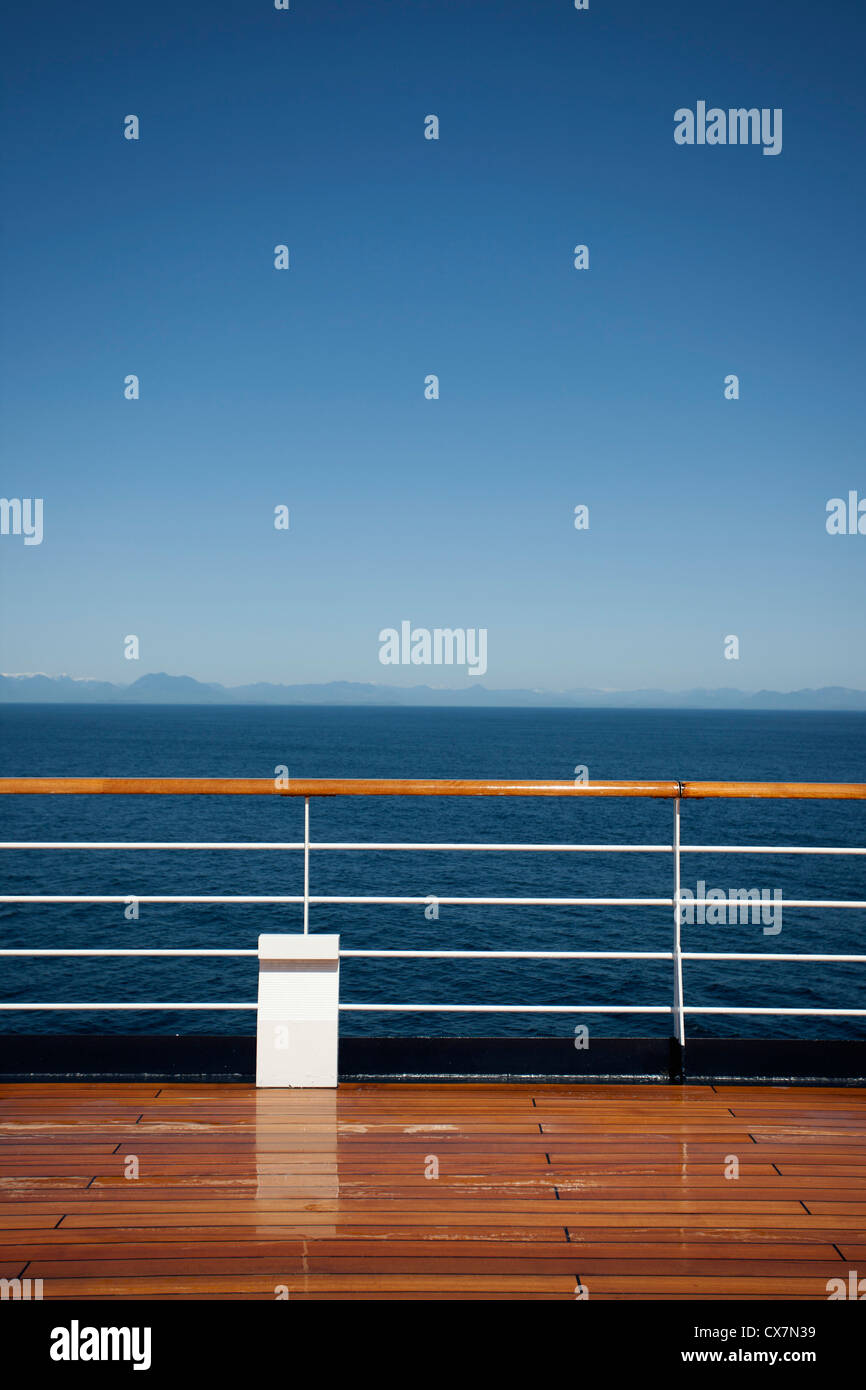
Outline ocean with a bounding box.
[1,704,864,1040]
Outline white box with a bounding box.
[255,934,340,1087]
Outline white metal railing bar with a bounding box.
[340,949,671,959]
[681,845,866,855]
[683,1007,866,1016]
[0,895,309,903]
[688,898,866,908]
[0,949,257,957]
[0,948,673,960]
[0,841,308,851]
[5,839,861,850]
[338,1004,672,1013]
[0,894,675,905]
[0,1003,257,1010]
[3,948,862,962]
[5,839,866,850]
[6,840,862,854]
[3,894,865,908]
[2,1001,864,1015]
[682,952,866,962]
[0,840,674,853]
[338,1004,866,1015]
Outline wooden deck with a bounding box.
[1,1081,864,1301]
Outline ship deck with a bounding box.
[2,1080,865,1301]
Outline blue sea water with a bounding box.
[0,704,864,1040]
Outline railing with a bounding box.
[1,778,865,1063]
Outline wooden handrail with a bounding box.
[0,777,865,799]
[0,777,678,798]
[683,781,866,800]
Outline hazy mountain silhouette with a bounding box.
[2,672,865,709]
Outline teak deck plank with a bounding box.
[0,1081,863,1300]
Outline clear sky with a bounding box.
[1,0,864,691]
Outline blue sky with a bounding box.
[1,0,864,691]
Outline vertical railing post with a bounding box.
[671,792,685,1079]
[303,796,310,934]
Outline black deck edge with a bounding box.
[0,1035,864,1085]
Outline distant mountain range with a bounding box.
[2,672,866,709]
